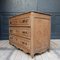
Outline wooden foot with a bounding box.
[30,53,34,58]
[47,48,50,52]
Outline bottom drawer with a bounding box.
[16,36,31,49]
[9,34,31,49]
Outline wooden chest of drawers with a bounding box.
[9,11,51,57]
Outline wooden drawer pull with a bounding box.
[10,30,13,33]
[16,39,17,41]
[22,20,28,23]
[22,42,27,45]
[10,30,13,32]
[22,31,27,34]
[10,21,17,24]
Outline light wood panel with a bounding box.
[9,11,51,57]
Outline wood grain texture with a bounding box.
[9,11,51,57]
[9,13,31,26]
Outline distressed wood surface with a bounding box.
[9,12,51,57]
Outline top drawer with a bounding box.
[9,17,31,26]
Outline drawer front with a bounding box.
[9,34,31,50]
[9,19,17,26]
[16,37,31,49]
[9,17,31,26]
[9,27,31,39]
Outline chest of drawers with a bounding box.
[9,11,51,57]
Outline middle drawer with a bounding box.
[9,27,31,39]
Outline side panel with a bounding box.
[33,13,51,53]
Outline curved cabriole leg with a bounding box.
[30,53,34,58]
[47,48,50,52]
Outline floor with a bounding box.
[0,39,60,60]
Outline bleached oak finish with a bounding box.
[9,11,51,57]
